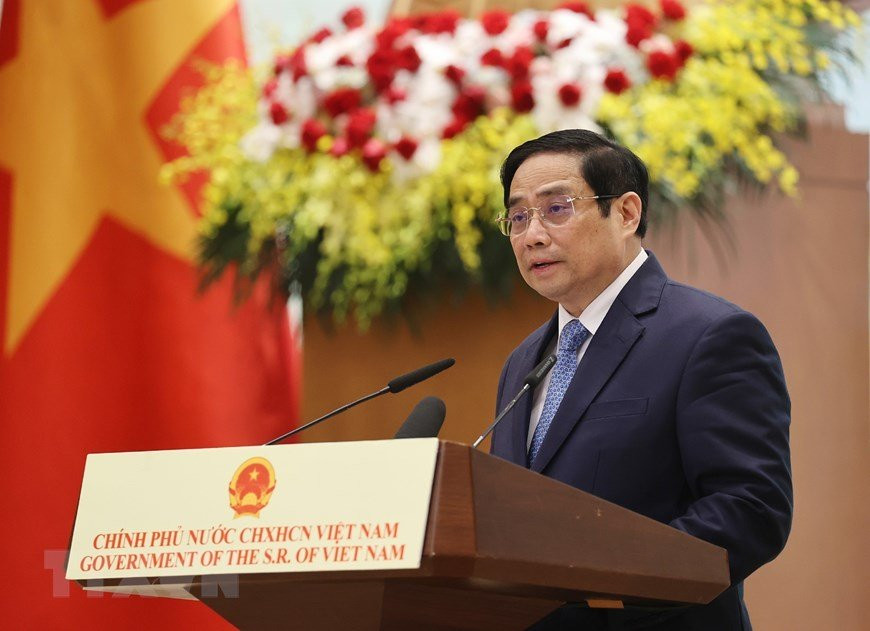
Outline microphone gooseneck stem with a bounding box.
[264,386,390,445]
[472,383,531,449]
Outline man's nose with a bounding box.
[523,211,549,246]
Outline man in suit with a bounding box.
[491,129,792,630]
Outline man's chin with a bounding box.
[526,281,567,306]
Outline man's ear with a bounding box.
[615,192,642,234]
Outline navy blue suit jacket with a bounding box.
[491,252,792,630]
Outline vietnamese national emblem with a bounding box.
[229,457,276,518]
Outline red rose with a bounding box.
[262,78,278,99]
[442,115,470,139]
[301,118,327,152]
[626,25,653,47]
[341,6,365,30]
[452,86,487,121]
[376,18,411,49]
[647,50,678,79]
[510,80,535,113]
[366,48,399,92]
[382,86,407,104]
[289,47,307,81]
[394,136,419,160]
[660,0,686,20]
[480,10,510,36]
[273,53,290,77]
[604,69,631,94]
[323,87,362,118]
[533,19,549,42]
[481,48,505,68]
[427,9,461,34]
[625,4,657,47]
[397,45,422,72]
[273,56,285,77]
[309,27,332,44]
[625,4,658,27]
[506,46,534,81]
[330,136,350,157]
[557,2,595,20]
[625,26,649,47]
[558,83,583,106]
[361,138,387,171]
[335,54,354,67]
[674,39,694,64]
[410,14,430,32]
[269,101,290,125]
[345,108,377,148]
[444,64,466,86]
[415,10,461,35]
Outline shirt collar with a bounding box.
[557,249,648,338]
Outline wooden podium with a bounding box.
[71,440,729,630]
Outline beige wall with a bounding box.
[299,106,869,629]
[650,106,870,630]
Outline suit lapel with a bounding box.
[529,252,668,473]
[507,313,558,467]
[530,300,644,472]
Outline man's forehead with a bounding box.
[507,181,578,206]
[509,152,584,193]
[508,154,587,205]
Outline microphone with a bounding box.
[387,358,454,393]
[472,353,556,449]
[264,358,455,445]
[393,396,446,439]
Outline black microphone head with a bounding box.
[387,358,455,394]
[393,396,447,439]
[524,353,556,388]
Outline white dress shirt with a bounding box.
[526,249,649,449]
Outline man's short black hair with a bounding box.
[500,129,649,238]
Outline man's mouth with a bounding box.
[530,260,558,271]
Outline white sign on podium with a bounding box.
[67,438,439,590]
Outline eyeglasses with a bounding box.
[496,194,620,237]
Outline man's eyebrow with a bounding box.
[536,183,573,198]
[508,183,574,207]
[507,193,525,207]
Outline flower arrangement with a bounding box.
[162,0,861,327]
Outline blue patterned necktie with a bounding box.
[528,319,590,464]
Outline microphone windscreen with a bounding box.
[524,353,557,388]
[393,396,447,439]
[387,358,455,393]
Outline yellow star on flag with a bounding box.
[0,0,233,355]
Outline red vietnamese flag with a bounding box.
[0,1,299,627]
